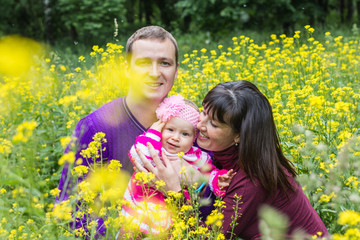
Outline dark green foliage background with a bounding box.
[1,0,359,48]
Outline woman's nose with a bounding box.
[197,114,206,130]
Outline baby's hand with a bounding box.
[218,169,236,189]
[150,120,165,132]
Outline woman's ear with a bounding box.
[234,135,240,145]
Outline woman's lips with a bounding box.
[199,132,209,139]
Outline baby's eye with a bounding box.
[167,128,173,132]
[182,132,190,136]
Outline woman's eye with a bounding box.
[210,121,218,128]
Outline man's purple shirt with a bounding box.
[56,97,144,236]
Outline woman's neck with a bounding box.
[212,144,239,170]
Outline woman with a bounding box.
[135,80,329,239]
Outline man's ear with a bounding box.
[174,62,179,79]
[124,60,130,79]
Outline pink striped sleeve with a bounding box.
[128,129,163,168]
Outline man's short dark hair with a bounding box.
[126,26,178,63]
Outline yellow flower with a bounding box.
[0,138,12,154]
[71,165,89,177]
[0,35,44,76]
[155,180,165,189]
[216,233,225,240]
[60,136,72,149]
[78,55,85,62]
[50,188,61,197]
[86,168,129,204]
[214,199,225,208]
[134,171,155,184]
[12,121,38,143]
[177,152,185,158]
[58,151,75,165]
[319,192,336,203]
[205,209,224,227]
[107,159,122,172]
[52,200,72,221]
[338,210,360,226]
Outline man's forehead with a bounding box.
[130,38,176,59]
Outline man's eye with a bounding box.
[136,60,151,66]
[161,61,170,66]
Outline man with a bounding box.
[56,25,179,237]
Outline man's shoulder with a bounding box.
[83,97,124,120]
[75,97,125,130]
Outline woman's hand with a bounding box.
[169,158,205,186]
[133,142,182,192]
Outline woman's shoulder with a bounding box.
[227,169,267,198]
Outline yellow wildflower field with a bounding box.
[0,26,359,239]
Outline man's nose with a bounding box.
[149,62,160,78]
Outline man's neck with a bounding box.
[125,95,161,129]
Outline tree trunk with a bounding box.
[340,0,345,22]
[357,0,360,23]
[345,0,354,23]
[44,0,54,44]
[144,1,152,25]
[125,0,135,24]
[317,0,328,25]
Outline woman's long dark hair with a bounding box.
[202,80,297,194]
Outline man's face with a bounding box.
[126,38,178,102]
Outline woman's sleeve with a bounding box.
[220,177,266,239]
[128,128,163,168]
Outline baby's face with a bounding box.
[161,117,195,154]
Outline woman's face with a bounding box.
[196,109,239,152]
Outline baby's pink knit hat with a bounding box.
[156,95,199,129]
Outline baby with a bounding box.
[122,95,235,234]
